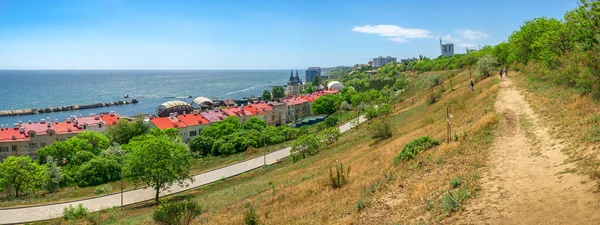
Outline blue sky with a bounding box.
[0,0,578,69]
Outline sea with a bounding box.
[0,70,300,126]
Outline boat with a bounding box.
[124,94,129,98]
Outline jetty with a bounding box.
[0,99,139,117]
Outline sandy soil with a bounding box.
[458,78,600,224]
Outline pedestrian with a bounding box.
[504,67,509,78]
[470,80,474,92]
[499,69,504,79]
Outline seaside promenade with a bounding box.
[0,115,366,224]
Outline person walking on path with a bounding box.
[470,80,474,92]
[504,67,509,78]
[499,69,504,79]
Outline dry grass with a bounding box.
[35,70,502,225]
[511,73,600,190]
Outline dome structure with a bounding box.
[157,100,193,117]
[327,81,345,91]
[191,96,214,109]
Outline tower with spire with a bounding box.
[285,69,305,97]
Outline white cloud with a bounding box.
[441,34,457,42]
[457,29,489,40]
[388,37,408,43]
[353,25,431,42]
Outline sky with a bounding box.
[0,0,579,70]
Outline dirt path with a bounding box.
[458,78,600,224]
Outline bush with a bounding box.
[340,101,352,111]
[94,183,113,195]
[244,205,260,225]
[290,134,320,162]
[75,156,121,187]
[394,136,439,164]
[153,199,202,225]
[324,116,339,127]
[427,91,442,105]
[63,203,88,221]
[320,127,341,145]
[356,198,365,212]
[329,160,350,189]
[475,55,499,81]
[449,176,462,188]
[368,120,392,141]
[441,191,460,214]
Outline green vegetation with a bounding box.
[63,203,88,221]
[105,116,149,145]
[153,199,202,225]
[261,90,271,101]
[189,116,299,157]
[0,156,46,197]
[123,131,192,203]
[44,156,64,193]
[369,119,392,141]
[394,136,440,164]
[93,183,113,195]
[311,94,343,115]
[290,134,320,162]
[244,204,261,225]
[271,86,285,99]
[329,161,350,189]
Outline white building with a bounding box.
[440,39,454,57]
[372,56,397,68]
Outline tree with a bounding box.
[320,127,341,145]
[262,90,272,101]
[311,94,342,115]
[324,116,339,127]
[189,135,215,157]
[123,134,192,203]
[305,84,315,94]
[75,156,121,187]
[508,17,563,64]
[475,55,499,80]
[312,75,321,87]
[0,156,47,197]
[271,86,285,99]
[105,116,149,145]
[44,156,64,193]
[290,134,320,162]
[76,131,109,153]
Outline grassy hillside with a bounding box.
[41,69,502,224]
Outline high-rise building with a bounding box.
[372,56,397,67]
[305,67,321,83]
[440,38,454,57]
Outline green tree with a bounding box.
[290,134,320,162]
[475,55,499,80]
[508,17,563,64]
[312,75,321,87]
[271,86,285,99]
[0,156,47,197]
[324,116,339,127]
[305,84,315,94]
[123,134,192,203]
[75,156,121,187]
[44,156,64,193]
[105,116,149,145]
[311,94,342,115]
[75,131,109,153]
[189,135,215,157]
[262,90,272,101]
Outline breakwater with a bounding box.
[0,99,139,117]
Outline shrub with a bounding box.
[244,205,260,225]
[356,199,365,212]
[369,120,392,141]
[75,156,121,187]
[290,134,320,162]
[450,176,462,188]
[63,203,88,221]
[320,127,341,145]
[441,191,460,214]
[329,160,350,189]
[475,55,499,81]
[427,91,442,104]
[153,199,202,225]
[94,183,113,195]
[394,136,440,164]
[324,116,339,127]
[340,101,353,111]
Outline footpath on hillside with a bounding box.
[458,76,600,224]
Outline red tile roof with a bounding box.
[99,114,120,126]
[150,117,188,130]
[0,127,28,143]
[201,110,227,123]
[243,105,263,116]
[253,102,273,112]
[177,113,210,127]
[223,107,246,117]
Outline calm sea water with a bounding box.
[0,70,300,125]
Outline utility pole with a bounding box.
[446,106,453,143]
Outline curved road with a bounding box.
[0,116,366,224]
